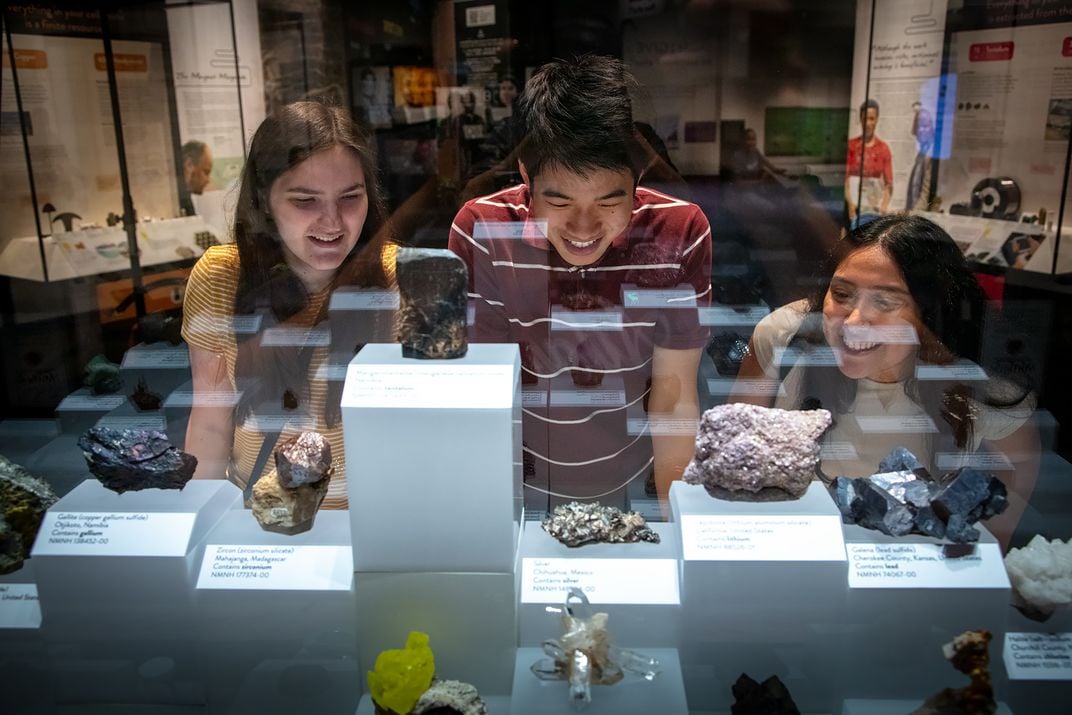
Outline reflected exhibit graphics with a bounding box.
[683,403,832,501]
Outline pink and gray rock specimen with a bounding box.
[251,431,334,535]
[683,404,831,501]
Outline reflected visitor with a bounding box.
[181,101,397,509]
[729,128,785,183]
[730,214,1037,549]
[179,139,213,215]
[844,99,892,228]
[449,55,712,510]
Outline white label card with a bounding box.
[346,363,514,409]
[550,389,625,407]
[1004,633,1072,680]
[0,584,41,629]
[681,514,846,561]
[846,542,1009,589]
[97,415,166,431]
[59,394,125,411]
[197,545,353,591]
[122,347,189,369]
[698,305,770,326]
[520,558,679,605]
[33,512,196,557]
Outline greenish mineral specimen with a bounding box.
[368,631,436,715]
[0,454,58,574]
[84,354,122,395]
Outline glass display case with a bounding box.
[1,1,1071,713]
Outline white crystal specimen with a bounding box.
[1004,535,1072,615]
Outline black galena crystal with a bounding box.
[395,248,469,359]
[831,448,1008,543]
[78,427,197,493]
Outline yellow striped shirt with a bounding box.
[181,243,398,509]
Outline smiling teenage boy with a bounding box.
[448,55,713,510]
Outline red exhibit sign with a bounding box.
[969,41,1014,62]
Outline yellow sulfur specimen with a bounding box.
[368,631,436,715]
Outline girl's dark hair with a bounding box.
[789,213,1029,452]
[232,101,394,428]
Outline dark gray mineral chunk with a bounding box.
[274,432,333,488]
[0,455,58,574]
[683,404,832,500]
[831,447,1008,543]
[731,673,801,715]
[879,446,923,473]
[78,427,197,493]
[855,479,915,537]
[395,248,468,359]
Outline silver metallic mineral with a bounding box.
[683,403,832,500]
[412,679,488,715]
[542,501,660,548]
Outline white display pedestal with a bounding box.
[342,343,522,696]
[30,479,238,705]
[671,481,848,714]
[54,388,125,433]
[341,343,522,573]
[510,647,686,714]
[119,342,192,400]
[0,560,54,712]
[194,509,359,715]
[353,570,518,695]
[96,400,168,434]
[517,521,681,648]
[840,524,1011,702]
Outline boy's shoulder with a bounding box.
[458,184,530,223]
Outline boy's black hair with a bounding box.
[518,55,641,179]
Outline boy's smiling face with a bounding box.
[523,162,634,267]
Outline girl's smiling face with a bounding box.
[822,245,924,383]
[268,144,368,292]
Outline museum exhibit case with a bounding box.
[2,0,1072,713]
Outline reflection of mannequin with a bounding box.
[906,104,935,210]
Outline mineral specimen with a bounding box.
[412,680,488,715]
[78,427,197,493]
[84,354,122,395]
[274,432,333,488]
[532,588,659,708]
[570,341,605,388]
[1004,535,1072,621]
[0,455,58,574]
[731,673,801,715]
[129,378,163,411]
[137,313,183,345]
[396,248,468,359]
[909,630,996,715]
[251,432,333,535]
[683,403,832,500]
[368,631,436,715]
[832,448,1008,543]
[542,501,660,548]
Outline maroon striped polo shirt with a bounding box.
[448,184,712,510]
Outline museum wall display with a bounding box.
[1,1,1071,713]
